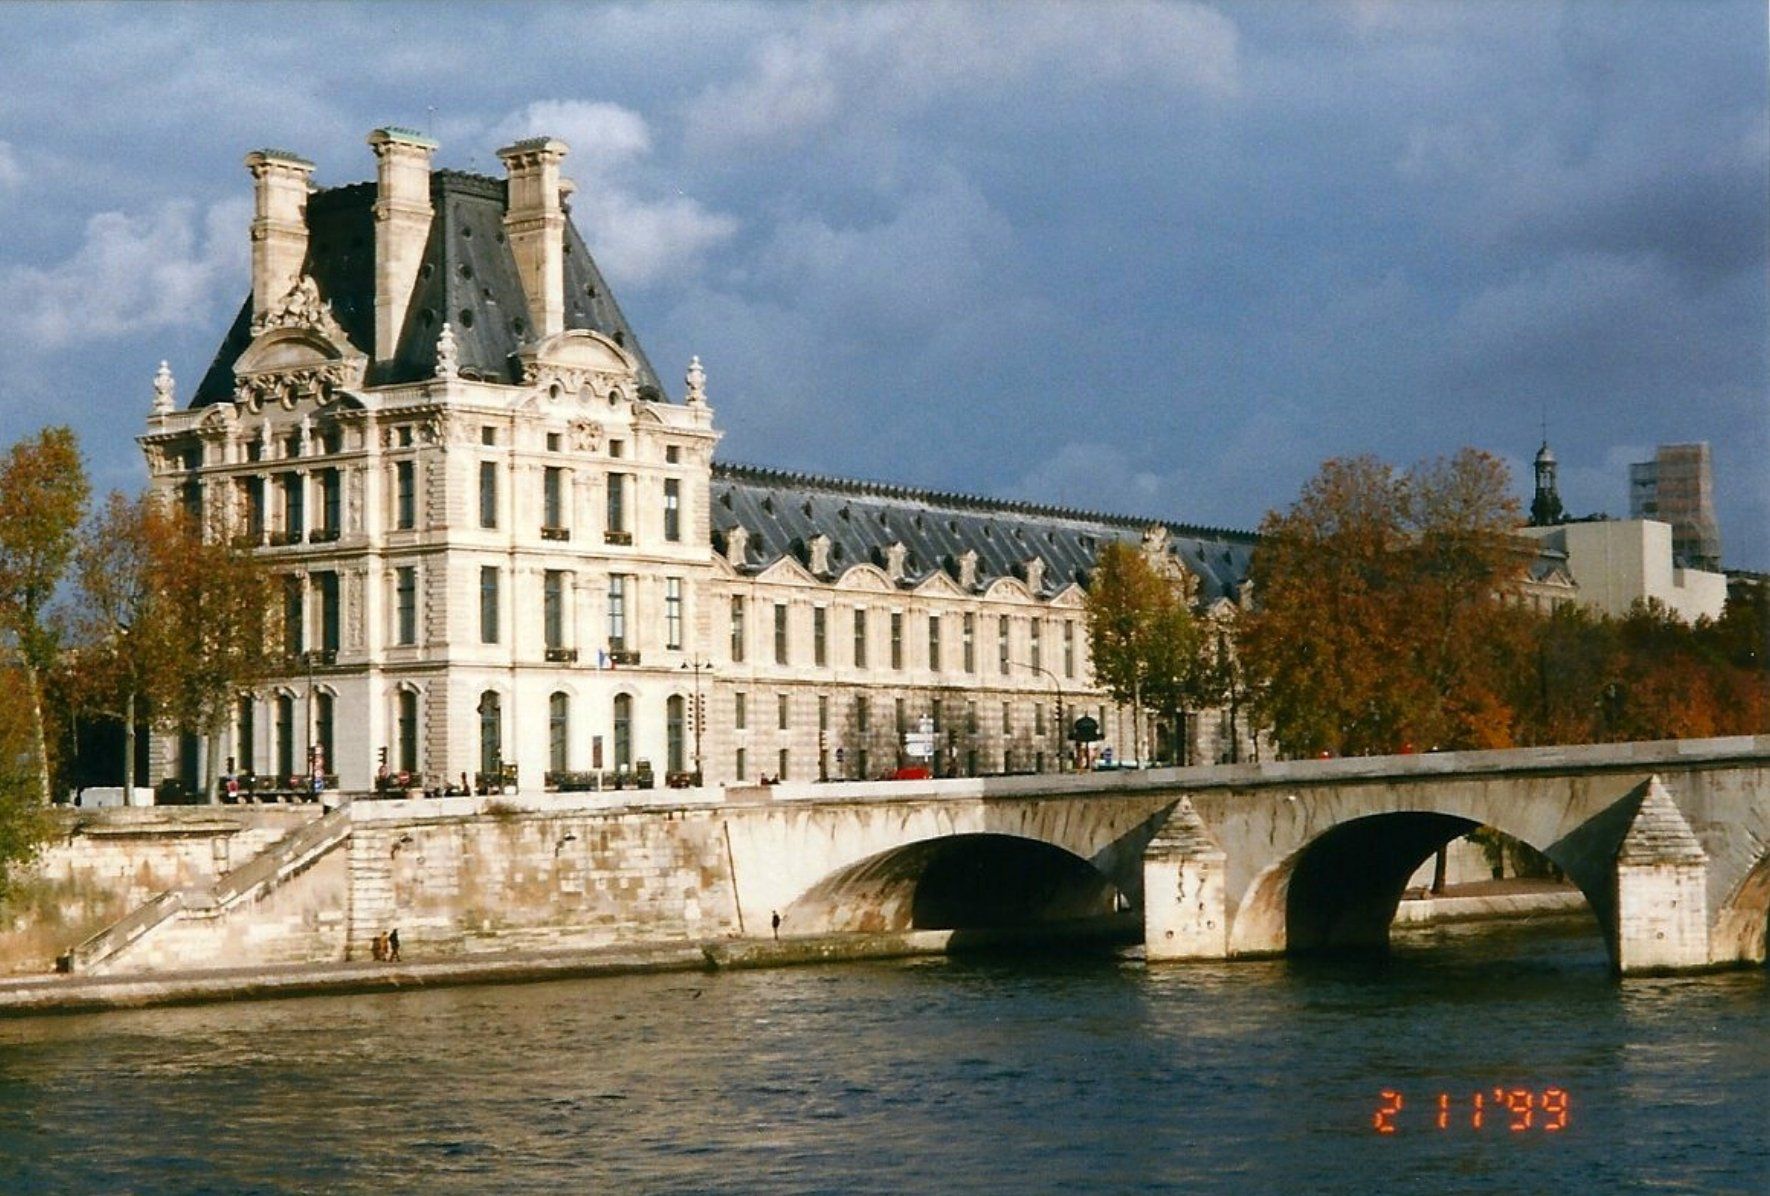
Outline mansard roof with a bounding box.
[192,170,664,406]
[710,463,1258,605]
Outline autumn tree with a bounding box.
[0,427,91,803]
[0,669,51,899]
[1085,540,1203,765]
[1238,450,1527,758]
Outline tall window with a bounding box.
[1002,701,1013,734]
[855,695,870,731]
[963,613,976,673]
[730,596,746,662]
[315,692,335,775]
[244,477,265,540]
[395,460,415,529]
[927,615,941,672]
[890,612,904,670]
[735,691,747,730]
[1064,621,1076,679]
[1030,620,1042,671]
[663,478,681,542]
[773,603,789,665]
[998,616,1011,674]
[319,468,341,537]
[478,690,501,775]
[667,695,686,774]
[282,473,304,539]
[607,574,628,650]
[777,748,789,782]
[1035,703,1047,736]
[813,606,828,667]
[777,692,790,730]
[612,693,633,771]
[235,696,254,774]
[479,566,499,644]
[894,697,906,734]
[736,747,748,781]
[283,575,304,655]
[606,473,627,536]
[317,572,340,654]
[543,466,566,532]
[397,689,419,774]
[544,570,564,650]
[395,567,416,645]
[275,694,294,779]
[665,577,683,651]
[853,608,868,669]
[478,461,498,528]
[549,692,569,774]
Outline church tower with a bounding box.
[1529,440,1565,527]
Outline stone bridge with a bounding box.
[725,736,1770,974]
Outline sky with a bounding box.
[0,1,1764,565]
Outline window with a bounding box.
[735,691,747,730]
[818,696,830,779]
[543,466,566,532]
[397,689,418,774]
[478,691,501,775]
[927,615,942,672]
[481,426,497,446]
[855,695,870,732]
[319,468,341,537]
[813,606,827,667]
[663,478,681,542]
[1002,702,1013,734]
[607,575,628,650]
[817,694,829,731]
[665,577,682,651]
[544,570,564,650]
[1064,621,1076,679]
[397,425,413,448]
[282,473,304,539]
[480,566,499,644]
[667,695,686,774]
[315,693,334,775]
[890,612,904,669]
[478,461,498,528]
[895,698,906,734]
[547,693,569,776]
[613,693,633,770]
[395,567,416,645]
[998,617,1011,674]
[730,596,746,662]
[609,439,624,458]
[963,613,976,673]
[666,445,680,464]
[735,746,748,781]
[546,432,561,452]
[275,694,294,779]
[931,698,943,734]
[606,473,627,536]
[853,608,868,669]
[1036,703,1047,735]
[777,748,789,782]
[318,572,340,654]
[244,477,265,540]
[967,700,978,732]
[774,603,789,665]
[857,748,870,780]
[235,697,254,775]
[777,692,789,730]
[1030,620,1042,671]
[283,575,304,655]
[395,461,415,529]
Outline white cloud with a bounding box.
[490,99,652,174]
[0,195,248,350]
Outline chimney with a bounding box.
[367,127,437,363]
[244,149,315,322]
[496,137,569,339]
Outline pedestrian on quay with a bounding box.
[387,928,401,962]
[771,911,781,941]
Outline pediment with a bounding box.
[982,576,1034,603]
[834,564,893,592]
[518,329,638,398]
[1046,582,1087,608]
[756,556,819,587]
[912,570,966,599]
[233,324,368,411]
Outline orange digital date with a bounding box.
[1372,1087,1569,1134]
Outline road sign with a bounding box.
[904,732,936,759]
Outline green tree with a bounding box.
[1084,540,1201,765]
[0,427,90,803]
[0,671,51,901]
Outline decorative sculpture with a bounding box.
[686,354,706,404]
[152,360,175,415]
[436,322,459,379]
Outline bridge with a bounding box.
[723,736,1770,974]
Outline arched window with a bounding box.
[549,691,569,775]
[613,693,633,772]
[314,692,335,777]
[275,694,295,780]
[397,688,419,774]
[478,690,502,776]
[666,695,686,775]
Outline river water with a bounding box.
[0,920,1764,1194]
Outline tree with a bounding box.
[0,427,90,803]
[1084,540,1202,765]
[0,665,51,900]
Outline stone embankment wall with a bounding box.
[1,806,322,974]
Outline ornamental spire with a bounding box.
[685,354,706,404]
[152,360,175,415]
[435,322,459,379]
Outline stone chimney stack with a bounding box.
[245,149,315,322]
[496,137,569,340]
[367,127,437,363]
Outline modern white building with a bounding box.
[1520,519,1727,624]
[140,129,1261,796]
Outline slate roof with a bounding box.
[710,463,1258,603]
[193,171,665,406]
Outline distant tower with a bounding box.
[1529,440,1564,527]
[1629,443,1721,569]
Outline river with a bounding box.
[0,919,1764,1193]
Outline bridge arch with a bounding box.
[784,833,1123,936]
[1712,852,1770,966]
[1226,810,1599,958]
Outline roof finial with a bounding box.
[152,360,175,415]
[685,354,707,404]
[435,322,458,380]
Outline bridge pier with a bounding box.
[1613,777,1713,974]
[1143,797,1230,961]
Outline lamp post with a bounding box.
[1012,659,1066,773]
[680,657,710,785]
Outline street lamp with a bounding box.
[680,657,710,785]
[1011,659,1066,773]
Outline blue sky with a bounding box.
[1,1,1764,564]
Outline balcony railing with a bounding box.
[604,529,633,546]
[541,526,571,542]
[267,530,303,547]
[545,647,579,663]
[609,648,641,667]
[309,527,341,543]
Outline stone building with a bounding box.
[139,129,1261,795]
